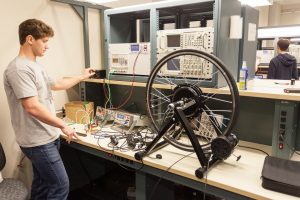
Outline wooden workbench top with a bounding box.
[60,124,300,200]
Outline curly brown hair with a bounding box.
[19,19,54,45]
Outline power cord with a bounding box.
[203,154,211,200]
[102,49,142,110]
[237,145,269,156]
[148,152,194,200]
[111,140,145,172]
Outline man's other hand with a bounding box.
[61,126,79,144]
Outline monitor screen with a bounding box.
[117,114,124,119]
[167,58,180,71]
[167,35,181,47]
[130,44,140,52]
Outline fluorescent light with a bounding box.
[258,26,300,38]
[239,0,272,7]
[290,38,300,42]
[76,0,118,5]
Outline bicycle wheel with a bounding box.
[146,49,239,151]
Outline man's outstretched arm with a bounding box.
[51,68,95,91]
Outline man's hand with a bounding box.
[61,126,79,144]
[83,68,96,79]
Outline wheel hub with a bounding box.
[171,84,204,117]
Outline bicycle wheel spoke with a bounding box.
[157,74,176,86]
[152,88,171,102]
[191,69,219,88]
[202,109,232,113]
[201,95,232,104]
[153,78,176,87]
[150,92,170,103]
[205,114,230,121]
[203,105,228,130]
[190,120,211,143]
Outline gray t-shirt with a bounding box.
[3,56,60,147]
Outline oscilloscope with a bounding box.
[156,27,214,79]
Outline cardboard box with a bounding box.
[65,101,94,124]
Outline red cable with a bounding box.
[102,49,141,110]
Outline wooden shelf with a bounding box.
[83,78,300,101]
[83,78,233,94]
[84,78,147,87]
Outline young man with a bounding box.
[267,38,298,80]
[3,19,95,200]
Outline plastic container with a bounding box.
[239,61,248,90]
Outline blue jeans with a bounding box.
[21,139,69,200]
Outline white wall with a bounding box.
[280,3,300,26]
[280,12,300,25]
[0,0,102,188]
[258,2,300,27]
[268,2,281,26]
[103,0,157,8]
[258,6,269,27]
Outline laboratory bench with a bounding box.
[60,125,300,200]
[61,78,300,199]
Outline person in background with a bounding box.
[267,38,298,80]
[3,19,95,200]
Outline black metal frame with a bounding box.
[135,101,220,179]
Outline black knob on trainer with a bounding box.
[135,151,146,161]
